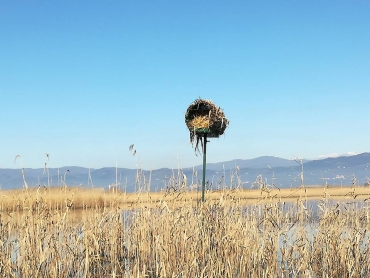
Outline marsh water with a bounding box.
[4,197,370,277]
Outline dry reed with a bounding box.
[0,185,370,277]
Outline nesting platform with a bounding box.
[185,98,229,149]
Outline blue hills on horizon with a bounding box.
[1,153,370,191]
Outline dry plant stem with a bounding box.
[0,185,370,277]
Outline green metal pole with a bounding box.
[202,134,207,202]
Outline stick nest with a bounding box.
[185,98,229,153]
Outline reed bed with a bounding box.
[0,187,370,277]
[2,185,370,211]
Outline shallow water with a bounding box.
[4,197,370,277]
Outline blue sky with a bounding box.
[1,1,369,170]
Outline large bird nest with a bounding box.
[185,98,229,154]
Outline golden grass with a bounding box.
[1,185,369,211]
[190,115,210,129]
[1,185,370,277]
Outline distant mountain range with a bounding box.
[195,156,311,171]
[1,153,370,191]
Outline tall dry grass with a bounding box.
[127,193,370,277]
[0,185,370,277]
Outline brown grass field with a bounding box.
[1,185,370,277]
[1,185,369,211]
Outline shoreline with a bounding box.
[1,185,369,211]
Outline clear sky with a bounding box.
[1,1,369,170]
